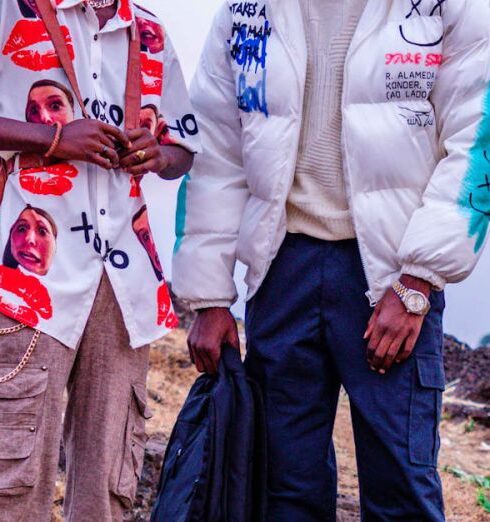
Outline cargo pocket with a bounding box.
[409,355,445,466]
[0,366,48,495]
[111,383,152,508]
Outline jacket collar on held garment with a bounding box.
[51,0,135,29]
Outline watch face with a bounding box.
[406,293,426,314]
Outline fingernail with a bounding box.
[379,369,386,375]
[370,366,376,371]
[363,332,368,339]
[395,359,401,364]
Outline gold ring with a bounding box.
[135,150,146,162]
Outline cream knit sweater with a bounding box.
[287,0,367,240]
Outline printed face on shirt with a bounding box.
[8,207,57,276]
[140,105,159,136]
[18,0,40,18]
[26,81,75,126]
[132,206,163,280]
[136,17,164,54]
[157,116,175,145]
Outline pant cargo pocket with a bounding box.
[0,366,48,496]
[110,383,152,508]
[409,355,445,466]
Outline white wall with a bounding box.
[140,0,490,345]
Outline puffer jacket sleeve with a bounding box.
[397,0,490,289]
[172,2,249,310]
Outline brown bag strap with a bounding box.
[124,28,141,131]
[35,0,141,130]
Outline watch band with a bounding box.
[392,280,410,301]
[391,280,430,315]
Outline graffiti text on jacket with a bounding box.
[458,85,490,253]
[237,69,268,117]
[230,2,267,18]
[230,3,270,117]
[230,20,270,73]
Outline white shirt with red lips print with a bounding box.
[0,0,200,348]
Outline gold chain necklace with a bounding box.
[86,0,116,9]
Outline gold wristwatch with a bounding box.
[392,280,431,316]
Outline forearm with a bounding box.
[399,274,431,297]
[0,118,54,153]
[158,145,194,180]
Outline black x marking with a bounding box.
[477,174,490,192]
[430,0,447,16]
[406,0,423,19]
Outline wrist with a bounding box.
[392,278,431,316]
[44,122,62,158]
[157,145,172,174]
[196,306,230,314]
[158,144,193,180]
[399,274,431,298]
[35,124,58,154]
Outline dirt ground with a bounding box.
[52,328,490,521]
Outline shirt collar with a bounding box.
[53,0,135,29]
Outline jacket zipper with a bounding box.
[340,3,378,307]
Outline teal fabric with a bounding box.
[174,173,190,254]
[458,83,490,253]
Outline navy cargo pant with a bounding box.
[245,234,445,522]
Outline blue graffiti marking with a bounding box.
[237,69,268,117]
[229,4,270,117]
[230,20,270,73]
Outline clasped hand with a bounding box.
[53,120,168,174]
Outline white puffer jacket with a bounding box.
[173,0,490,309]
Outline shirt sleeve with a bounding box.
[158,29,201,154]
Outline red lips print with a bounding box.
[118,0,133,22]
[141,52,163,96]
[0,266,53,327]
[2,19,74,71]
[19,163,78,196]
[157,282,178,328]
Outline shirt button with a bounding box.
[94,34,98,41]
[93,73,98,80]
[100,209,106,216]
[29,427,36,433]
[41,365,48,371]
[81,5,86,12]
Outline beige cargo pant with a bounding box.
[0,272,151,521]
